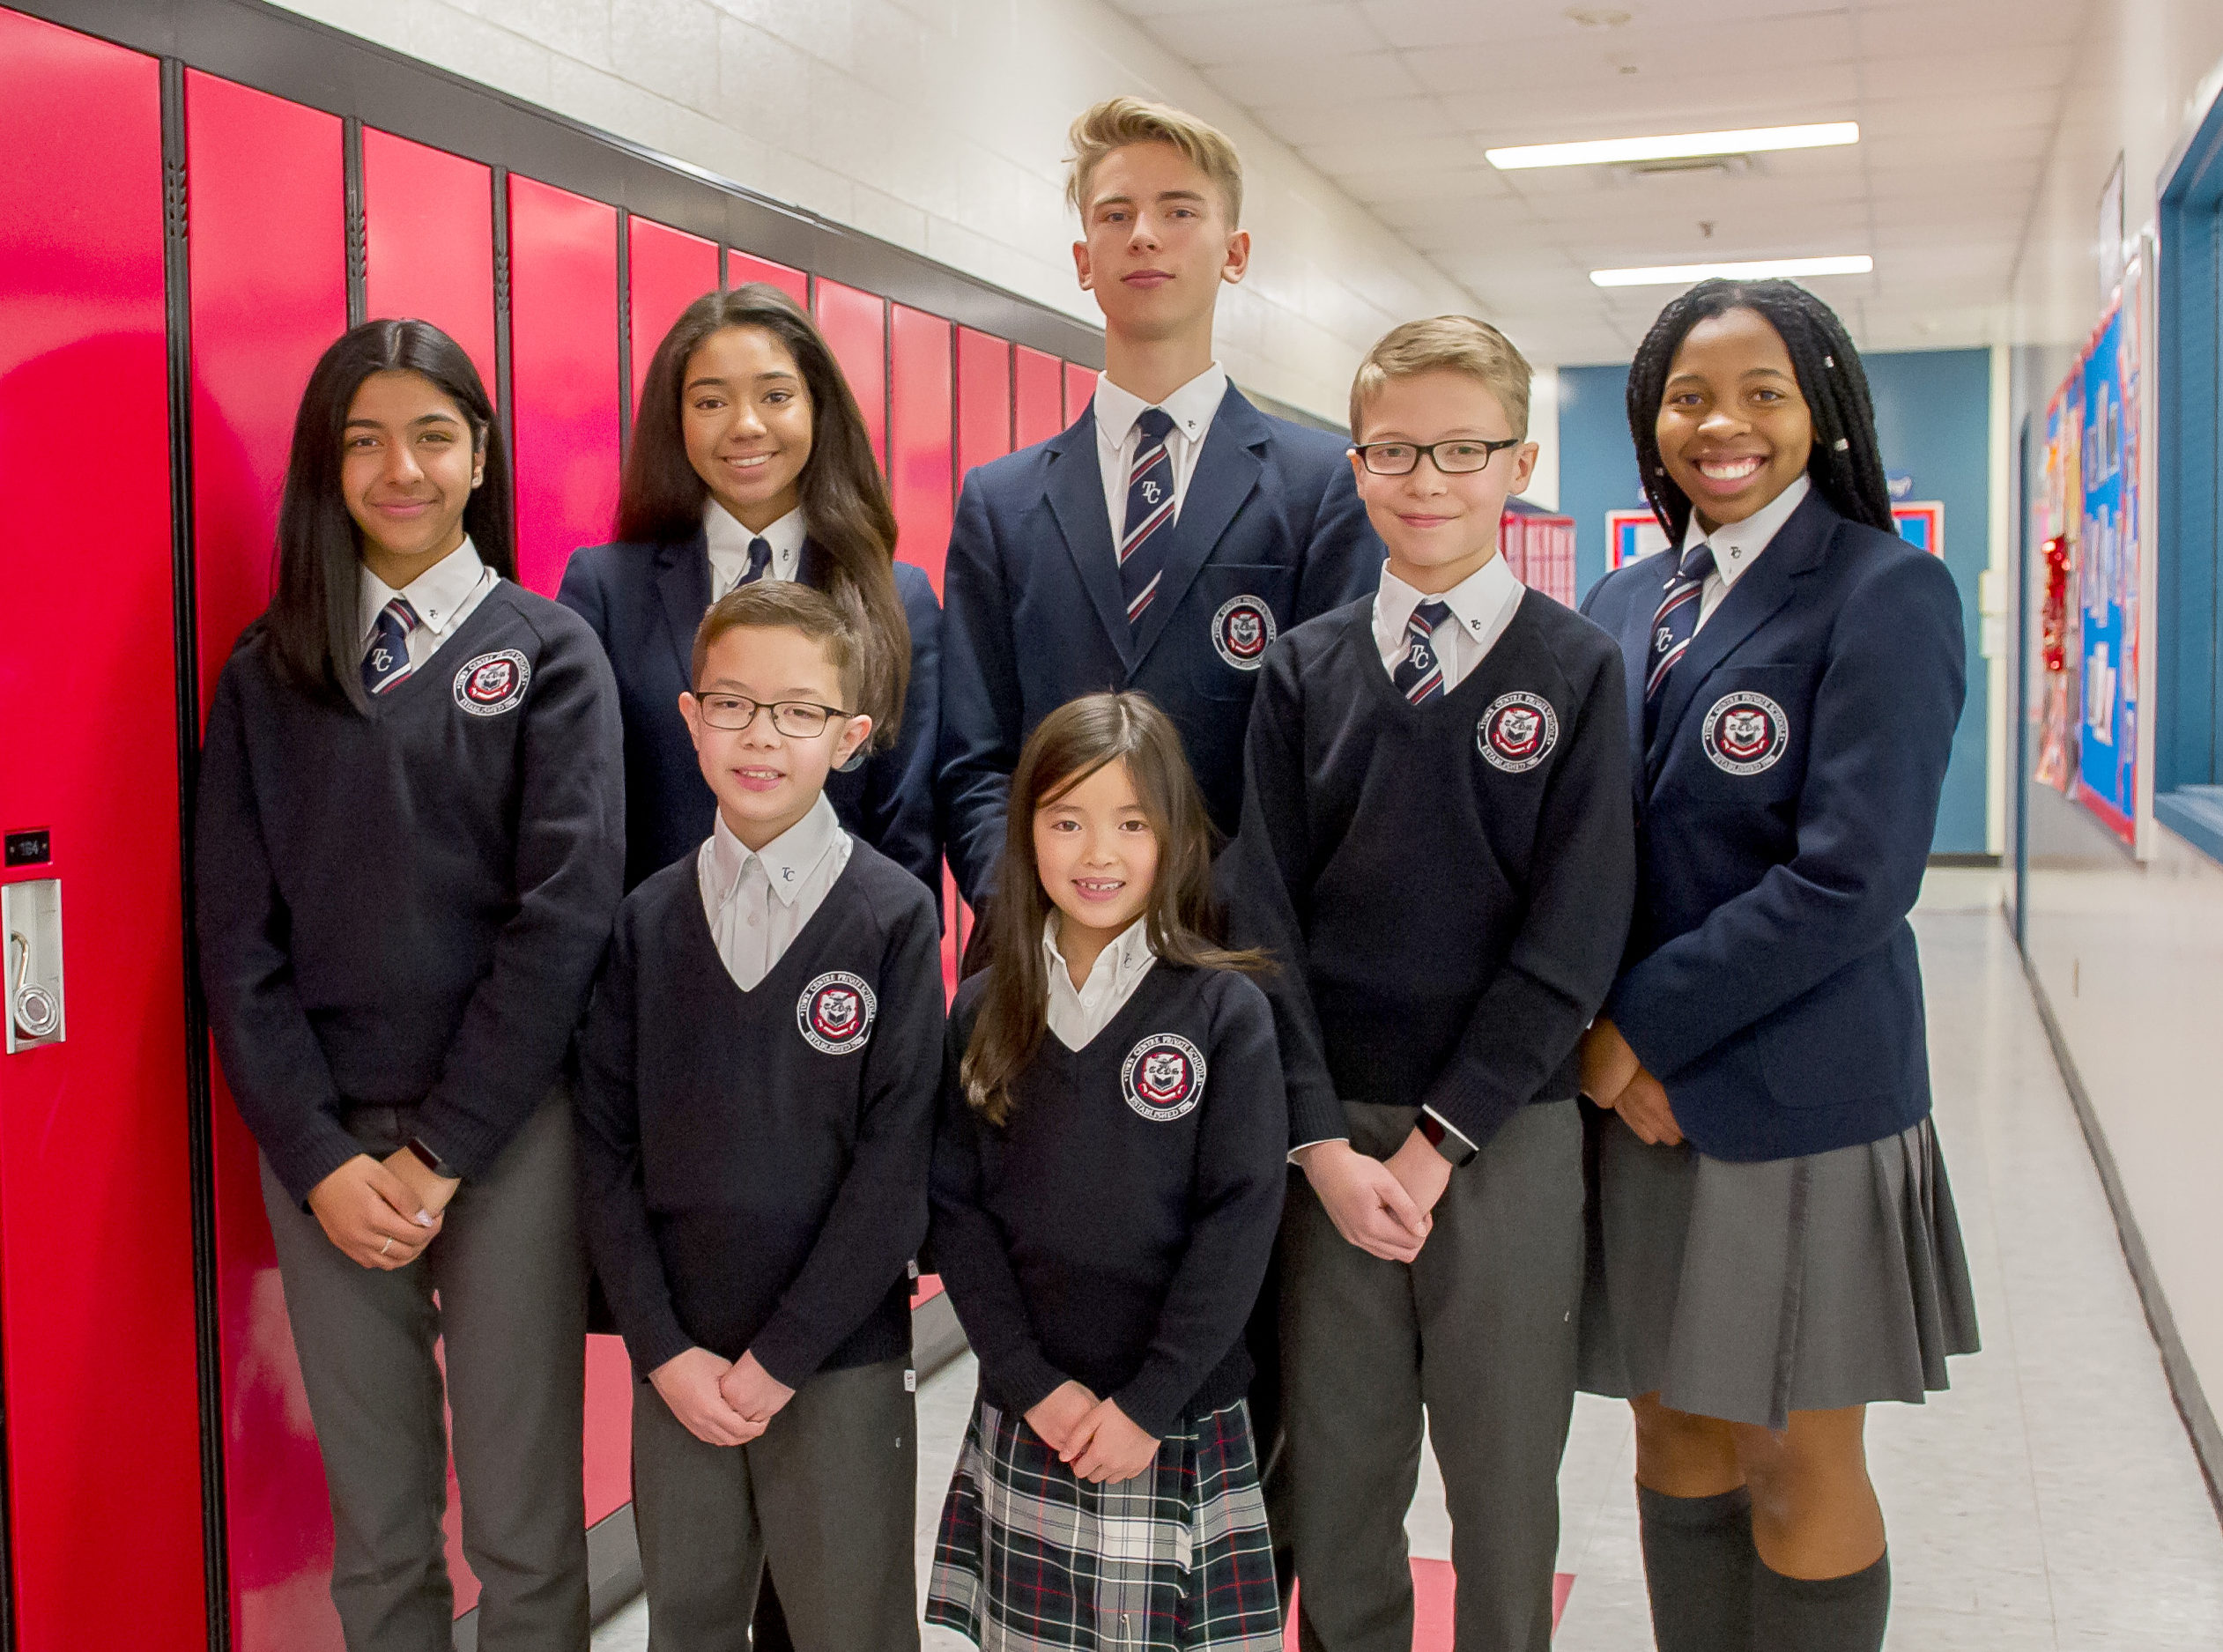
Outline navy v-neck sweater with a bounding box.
[1221,591,1635,1152]
[574,841,944,1385]
[196,584,626,1204]
[928,962,1286,1440]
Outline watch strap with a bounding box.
[1418,1111,1478,1167]
[406,1137,459,1181]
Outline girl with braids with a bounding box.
[560,283,941,897]
[1575,279,1979,1652]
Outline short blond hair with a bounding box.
[1351,315,1533,440]
[1065,96,1244,227]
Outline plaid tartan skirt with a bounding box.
[924,1393,1282,1651]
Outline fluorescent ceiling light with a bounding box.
[1589,255,1875,288]
[1487,122,1859,170]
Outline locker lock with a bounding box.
[11,936,58,1041]
[2,881,63,1053]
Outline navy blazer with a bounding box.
[558,532,942,899]
[1581,489,1965,1162]
[938,385,1380,905]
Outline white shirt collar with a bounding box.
[704,500,807,573]
[359,537,488,644]
[1375,552,1525,651]
[1042,912,1155,996]
[1093,362,1228,452]
[1681,473,1810,595]
[703,793,842,911]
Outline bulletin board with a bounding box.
[1609,508,1668,567]
[2073,261,2149,848]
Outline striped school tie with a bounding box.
[1392,599,1453,704]
[361,596,421,697]
[1119,407,1178,629]
[1643,540,1716,740]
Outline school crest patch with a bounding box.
[797,971,877,1055]
[1477,691,1559,774]
[1701,691,1790,775]
[1211,596,1278,670]
[452,649,531,716]
[1121,1033,1206,1122]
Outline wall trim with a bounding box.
[2018,930,2223,1522]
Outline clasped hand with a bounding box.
[650,1347,797,1448]
[1580,1018,1684,1145]
[1025,1381,1159,1484]
[1297,1131,1449,1263]
[307,1150,458,1270]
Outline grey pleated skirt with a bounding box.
[1576,1111,1980,1429]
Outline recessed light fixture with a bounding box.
[1487,122,1858,171]
[1589,255,1875,287]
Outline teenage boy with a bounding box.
[1223,317,1636,1652]
[938,94,1381,910]
[574,582,943,1652]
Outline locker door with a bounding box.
[0,10,208,1648]
[955,327,1014,479]
[627,217,720,418]
[728,248,808,306]
[182,65,351,1652]
[361,129,498,397]
[889,305,954,594]
[1015,344,1066,447]
[813,279,889,470]
[1064,360,1098,425]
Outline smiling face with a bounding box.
[1072,141,1249,344]
[682,325,814,534]
[1350,368,1538,594]
[1033,757,1159,953]
[1655,306,1816,531]
[341,370,484,586]
[678,623,871,851]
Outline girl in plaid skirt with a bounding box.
[924,693,1288,1651]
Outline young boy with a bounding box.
[574,582,943,1652]
[938,95,1381,910]
[1222,317,1636,1652]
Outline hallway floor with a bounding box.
[597,894,2223,1648]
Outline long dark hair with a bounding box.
[1626,278,1893,543]
[265,319,513,707]
[961,693,1263,1125]
[618,284,910,746]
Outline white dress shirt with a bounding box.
[1684,473,1809,632]
[1093,364,1229,547]
[359,537,498,673]
[697,793,853,991]
[1371,552,1527,695]
[1043,915,1158,1052]
[705,501,808,602]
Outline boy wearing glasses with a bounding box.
[1223,317,1634,1651]
[575,582,942,1651]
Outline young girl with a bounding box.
[196,320,625,1650]
[559,283,940,895]
[1575,280,1980,1652]
[924,692,1286,1652]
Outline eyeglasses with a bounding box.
[1354,437,1523,476]
[693,693,856,737]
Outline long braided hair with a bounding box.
[1626,278,1893,543]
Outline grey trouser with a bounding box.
[1282,1099,1584,1652]
[260,1093,590,1652]
[632,1355,920,1652]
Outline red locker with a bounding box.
[508,174,622,596]
[628,216,720,416]
[955,326,1013,479]
[1064,359,1098,424]
[0,11,208,1647]
[889,304,954,593]
[182,64,352,1652]
[729,248,808,306]
[1015,344,1065,446]
[360,128,498,396]
[813,278,888,468]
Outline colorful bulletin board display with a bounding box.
[2034,370,2084,794]
[1609,507,1669,567]
[1892,501,1944,555]
[2072,254,2152,851]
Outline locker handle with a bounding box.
[3,880,63,1052]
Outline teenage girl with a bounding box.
[559,283,939,897]
[1575,280,1980,1652]
[196,320,625,1651]
[924,692,1286,1652]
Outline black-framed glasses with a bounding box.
[1354,437,1523,476]
[694,693,856,737]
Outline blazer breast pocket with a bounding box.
[1667,662,1817,806]
[1187,561,1298,700]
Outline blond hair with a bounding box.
[1351,315,1533,441]
[1064,96,1244,227]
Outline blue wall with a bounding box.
[1557,346,1992,855]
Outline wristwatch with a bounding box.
[406,1137,460,1182]
[1417,1112,1478,1168]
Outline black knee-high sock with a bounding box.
[1636,1485,1755,1652]
[1752,1549,1891,1652]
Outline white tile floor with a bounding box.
[597,903,2223,1649]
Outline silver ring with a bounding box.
[381,1237,394,1256]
